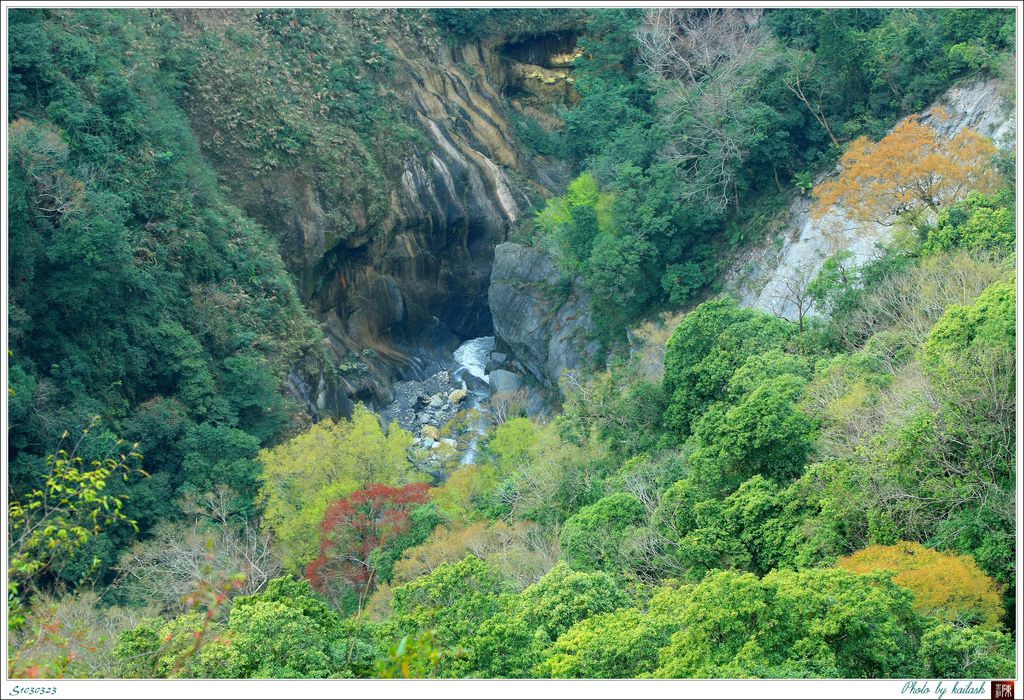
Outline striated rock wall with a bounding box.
[179,12,580,414]
[725,77,1016,322]
[283,42,538,408]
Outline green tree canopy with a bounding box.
[653,568,924,678]
[663,299,795,438]
[560,493,647,572]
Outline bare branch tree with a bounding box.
[637,8,767,84]
[770,262,818,333]
[9,119,86,226]
[114,486,280,613]
[488,388,528,425]
[841,251,1005,349]
[784,51,841,148]
[636,8,774,212]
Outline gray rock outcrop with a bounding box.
[488,242,599,389]
[179,13,582,416]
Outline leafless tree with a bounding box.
[185,488,280,594]
[485,523,561,591]
[623,526,688,585]
[31,169,85,223]
[784,51,841,148]
[114,486,280,613]
[9,590,155,678]
[856,346,1014,547]
[637,8,767,84]
[770,262,818,333]
[488,388,528,425]
[620,463,662,515]
[841,251,1005,348]
[9,119,86,226]
[636,8,774,212]
[658,79,747,212]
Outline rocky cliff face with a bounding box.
[178,12,580,415]
[488,242,599,390]
[726,78,1016,321]
[269,42,537,410]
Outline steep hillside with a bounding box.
[5,7,583,583]
[727,76,1016,321]
[6,7,1017,684]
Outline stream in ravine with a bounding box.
[381,335,496,474]
[450,336,494,465]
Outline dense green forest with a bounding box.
[5,7,1018,681]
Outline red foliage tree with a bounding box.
[306,482,430,610]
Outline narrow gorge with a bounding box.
[176,14,589,421]
[7,7,1017,684]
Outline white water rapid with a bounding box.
[452,335,494,383]
[451,336,494,464]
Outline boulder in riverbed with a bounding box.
[488,369,524,395]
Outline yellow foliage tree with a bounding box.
[430,464,498,525]
[812,116,1000,225]
[257,405,419,571]
[836,541,1002,628]
[390,520,557,590]
[8,419,146,629]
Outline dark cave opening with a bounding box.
[497,30,579,68]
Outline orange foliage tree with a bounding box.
[812,116,1000,225]
[836,541,1002,628]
